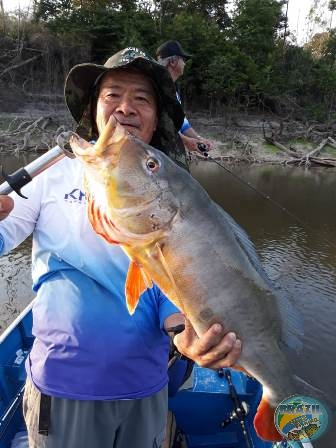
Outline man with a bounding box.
[0,47,240,448]
[156,40,214,154]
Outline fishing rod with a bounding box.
[0,132,75,198]
[197,142,336,250]
[219,368,254,448]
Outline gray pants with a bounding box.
[23,379,168,448]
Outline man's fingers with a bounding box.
[204,339,242,370]
[173,320,242,370]
[191,324,226,356]
[196,330,237,365]
[173,318,195,350]
[205,141,214,151]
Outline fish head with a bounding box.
[70,116,183,245]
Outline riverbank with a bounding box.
[190,111,336,166]
[1,104,336,167]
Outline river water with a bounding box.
[1,154,335,445]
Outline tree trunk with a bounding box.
[0,0,5,34]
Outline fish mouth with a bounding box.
[69,134,94,157]
[70,116,127,160]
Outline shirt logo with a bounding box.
[64,188,86,204]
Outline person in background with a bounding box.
[0,47,241,448]
[156,40,214,155]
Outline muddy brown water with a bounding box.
[1,153,335,446]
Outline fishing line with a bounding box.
[196,143,336,250]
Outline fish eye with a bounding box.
[146,157,160,172]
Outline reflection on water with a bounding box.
[0,239,34,332]
[0,153,36,332]
[0,154,38,333]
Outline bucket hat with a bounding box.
[64,47,188,169]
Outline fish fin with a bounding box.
[253,398,283,442]
[125,261,153,315]
[154,243,185,314]
[278,296,304,354]
[218,206,272,286]
[294,375,336,410]
[219,205,304,354]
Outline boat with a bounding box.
[0,303,33,448]
[0,302,312,448]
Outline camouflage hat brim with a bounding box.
[64,47,184,133]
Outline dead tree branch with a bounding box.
[0,54,42,78]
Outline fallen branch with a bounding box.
[309,157,336,167]
[264,136,300,158]
[304,137,329,162]
[262,122,301,158]
[0,115,66,154]
[326,137,336,149]
[0,54,42,78]
[286,156,336,167]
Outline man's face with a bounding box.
[177,57,186,76]
[95,69,158,144]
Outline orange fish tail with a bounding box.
[253,398,283,442]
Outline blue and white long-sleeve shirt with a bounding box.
[0,157,179,400]
[176,92,191,134]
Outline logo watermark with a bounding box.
[274,395,332,442]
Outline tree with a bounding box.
[33,0,72,22]
[162,11,224,106]
[305,31,330,59]
[230,0,286,65]
[152,0,230,34]
[329,0,336,28]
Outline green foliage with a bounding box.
[230,0,285,63]
[262,142,281,154]
[33,0,72,22]
[323,29,336,64]
[153,0,230,30]
[205,49,256,99]
[2,0,336,121]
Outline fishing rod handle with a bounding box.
[0,181,13,196]
[197,142,209,157]
[0,132,75,198]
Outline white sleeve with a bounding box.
[0,178,42,255]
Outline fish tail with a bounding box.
[253,398,283,442]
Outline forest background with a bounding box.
[1,0,336,151]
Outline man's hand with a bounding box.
[180,134,214,154]
[197,138,214,152]
[0,195,14,221]
[173,318,241,370]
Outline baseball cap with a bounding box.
[156,40,192,61]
